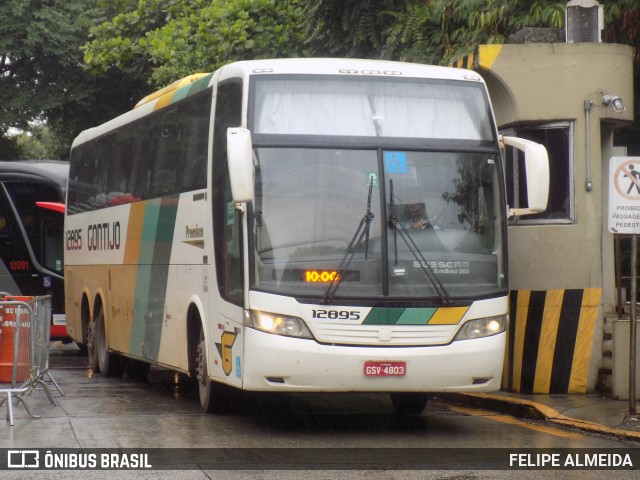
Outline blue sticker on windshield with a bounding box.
[384,151,408,173]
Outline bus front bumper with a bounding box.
[241,328,505,392]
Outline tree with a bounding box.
[303,0,408,59]
[82,1,640,93]
[4,0,639,159]
[302,1,566,65]
[302,0,640,152]
[83,0,307,88]
[0,0,148,159]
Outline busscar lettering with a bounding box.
[413,260,470,275]
[87,222,121,251]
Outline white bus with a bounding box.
[64,59,548,414]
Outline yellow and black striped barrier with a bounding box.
[504,288,601,394]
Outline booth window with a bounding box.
[502,122,573,223]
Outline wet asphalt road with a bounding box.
[2,342,638,479]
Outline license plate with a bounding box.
[364,361,406,377]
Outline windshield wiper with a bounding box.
[323,179,375,304]
[388,180,452,305]
[388,179,399,264]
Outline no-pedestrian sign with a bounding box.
[609,156,640,234]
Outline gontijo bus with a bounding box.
[64,59,549,414]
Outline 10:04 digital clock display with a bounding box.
[276,269,359,283]
[304,270,338,283]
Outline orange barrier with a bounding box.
[0,296,33,383]
[0,295,59,426]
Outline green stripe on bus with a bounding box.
[129,198,179,359]
[144,196,179,361]
[188,73,213,94]
[130,200,160,356]
[398,308,438,325]
[171,73,213,105]
[363,308,437,325]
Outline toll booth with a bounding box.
[453,34,635,395]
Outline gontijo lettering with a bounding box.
[87,222,121,251]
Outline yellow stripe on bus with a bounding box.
[124,201,146,264]
[428,306,469,325]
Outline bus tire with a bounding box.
[390,393,428,415]
[87,319,100,373]
[95,305,124,378]
[196,328,229,413]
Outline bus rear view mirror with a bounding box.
[501,135,550,217]
[227,127,255,203]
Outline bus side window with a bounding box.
[0,196,14,244]
[41,215,64,272]
[0,193,25,275]
[138,125,155,200]
[213,81,243,305]
[181,105,210,191]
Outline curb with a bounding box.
[437,392,640,444]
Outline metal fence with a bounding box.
[0,296,64,425]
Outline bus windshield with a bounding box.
[253,76,494,141]
[249,75,504,302]
[2,181,65,275]
[251,148,505,301]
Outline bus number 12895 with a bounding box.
[312,309,361,321]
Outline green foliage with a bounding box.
[379,3,440,64]
[0,0,90,131]
[13,125,66,160]
[2,0,639,160]
[0,0,148,159]
[303,0,408,58]
[83,0,640,88]
[84,0,307,87]
[303,1,568,65]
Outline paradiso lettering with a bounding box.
[87,222,121,251]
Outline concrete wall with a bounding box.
[464,42,635,393]
[479,43,633,295]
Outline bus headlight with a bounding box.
[247,310,314,339]
[454,315,507,341]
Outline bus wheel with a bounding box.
[87,319,100,373]
[390,393,428,415]
[196,329,228,413]
[95,306,124,378]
